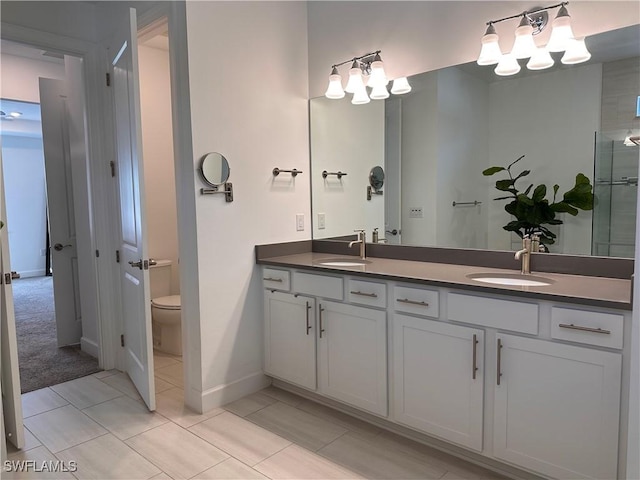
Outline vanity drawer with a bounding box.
[393,286,439,318]
[551,307,623,349]
[293,271,343,300]
[262,268,290,291]
[447,293,538,334]
[348,279,386,308]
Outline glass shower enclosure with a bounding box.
[592,132,639,257]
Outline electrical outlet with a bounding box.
[40,248,47,256]
[409,207,423,218]
[318,213,326,230]
[296,213,305,231]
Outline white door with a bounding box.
[264,291,316,390]
[318,301,387,416]
[393,314,484,451]
[109,8,155,410]
[39,78,82,347]
[494,334,621,479]
[0,153,24,450]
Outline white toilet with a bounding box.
[150,259,182,356]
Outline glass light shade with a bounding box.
[368,60,388,88]
[325,73,345,99]
[391,77,412,95]
[477,25,502,65]
[494,53,521,76]
[345,66,365,93]
[527,46,554,70]
[370,83,390,100]
[547,7,574,52]
[511,20,536,59]
[623,130,639,146]
[561,37,591,64]
[351,85,370,105]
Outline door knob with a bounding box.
[128,259,143,269]
[53,243,72,251]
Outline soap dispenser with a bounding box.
[372,228,379,243]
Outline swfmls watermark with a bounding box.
[3,460,78,473]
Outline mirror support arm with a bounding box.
[367,186,384,201]
[200,183,234,202]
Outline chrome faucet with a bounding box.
[514,234,534,274]
[349,230,366,259]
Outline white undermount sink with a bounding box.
[315,257,372,267]
[466,272,554,287]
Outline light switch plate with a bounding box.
[296,214,305,231]
[318,213,326,230]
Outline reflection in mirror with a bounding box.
[199,152,230,187]
[310,25,640,258]
[369,166,385,190]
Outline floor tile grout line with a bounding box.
[185,455,230,480]
[185,410,293,468]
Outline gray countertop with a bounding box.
[257,252,632,310]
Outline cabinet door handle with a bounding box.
[397,298,429,307]
[350,290,378,298]
[496,338,503,386]
[319,304,325,338]
[472,334,479,380]
[263,277,283,283]
[558,323,610,335]
[305,301,312,335]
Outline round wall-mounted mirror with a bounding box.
[369,166,385,190]
[199,152,230,187]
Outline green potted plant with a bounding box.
[483,155,594,247]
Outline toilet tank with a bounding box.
[149,260,172,299]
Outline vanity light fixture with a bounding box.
[325,66,345,99]
[324,50,410,104]
[477,2,590,76]
[391,77,412,94]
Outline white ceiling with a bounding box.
[1,39,64,64]
[0,99,42,138]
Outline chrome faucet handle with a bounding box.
[353,229,366,241]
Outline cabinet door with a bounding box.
[393,315,484,451]
[264,291,316,390]
[494,334,621,480]
[318,301,387,416]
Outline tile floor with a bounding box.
[6,352,506,479]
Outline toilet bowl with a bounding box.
[151,294,182,356]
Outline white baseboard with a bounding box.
[200,371,271,413]
[81,336,100,360]
[16,269,46,279]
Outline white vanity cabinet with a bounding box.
[493,333,622,480]
[393,314,484,451]
[264,290,316,390]
[318,301,387,416]
[261,264,629,479]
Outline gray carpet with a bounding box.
[13,276,100,393]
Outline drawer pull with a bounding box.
[263,277,283,283]
[397,298,429,307]
[350,290,378,298]
[472,334,478,380]
[559,323,611,335]
[497,338,503,386]
[319,304,325,338]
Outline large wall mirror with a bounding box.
[310,25,640,258]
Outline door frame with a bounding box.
[0,2,202,410]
